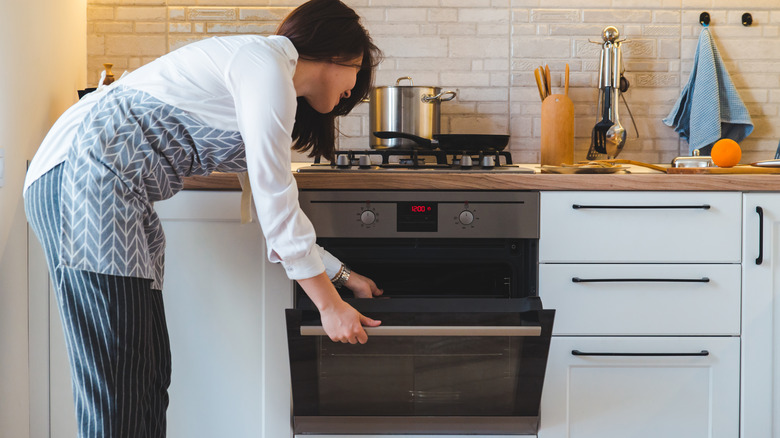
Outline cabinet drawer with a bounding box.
[539,336,740,438]
[540,192,742,263]
[539,264,741,335]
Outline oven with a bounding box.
[285,190,554,435]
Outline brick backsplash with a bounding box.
[87,0,780,164]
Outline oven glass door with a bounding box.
[313,237,538,299]
[286,298,554,435]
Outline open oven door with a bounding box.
[286,297,555,435]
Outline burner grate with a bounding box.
[315,149,514,169]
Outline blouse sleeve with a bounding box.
[224,41,327,280]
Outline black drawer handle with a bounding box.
[572,277,710,283]
[572,350,710,357]
[572,204,711,210]
[756,206,764,265]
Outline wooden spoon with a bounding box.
[544,64,552,96]
[534,67,546,101]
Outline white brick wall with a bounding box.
[87,0,780,163]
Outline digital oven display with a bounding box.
[397,202,438,232]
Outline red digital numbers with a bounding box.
[411,205,433,213]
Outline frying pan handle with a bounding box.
[372,131,434,148]
[422,90,457,103]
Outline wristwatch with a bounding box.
[331,264,351,289]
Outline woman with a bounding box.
[23,0,383,436]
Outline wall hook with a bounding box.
[699,12,710,27]
[742,13,753,27]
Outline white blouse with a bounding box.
[24,35,342,281]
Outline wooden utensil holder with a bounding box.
[541,94,574,166]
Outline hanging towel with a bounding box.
[663,27,753,154]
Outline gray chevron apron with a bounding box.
[61,86,247,289]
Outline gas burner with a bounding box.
[298,148,534,173]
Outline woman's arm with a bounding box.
[297,272,381,344]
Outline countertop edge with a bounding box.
[182,172,780,192]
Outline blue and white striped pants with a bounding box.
[25,163,172,438]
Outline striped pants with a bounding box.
[25,163,171,438]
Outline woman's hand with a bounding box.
[320,300,381,344]
[345,271,384,299]
[297,272,381,344]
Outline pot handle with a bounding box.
[422,90,457,103]
[395,76,413,85]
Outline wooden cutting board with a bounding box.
[667,166,780,174]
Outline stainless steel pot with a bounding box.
[368,77,457,149]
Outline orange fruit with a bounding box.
[711,138,742,168]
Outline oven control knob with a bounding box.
[460,155,473,168]
[358,155,372,169]
[361,210,376,225]
[458,210,474,225]
[481,155,495,169]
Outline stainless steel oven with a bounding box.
[286,191,554,435]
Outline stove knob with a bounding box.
[458,210,474,225]
[360,210,376,225]
[336,155,351,168]
[358,155,371,169]
[481,155,495,169]
[460,155,473,168]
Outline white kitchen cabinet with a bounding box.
[741,194,780,438]
[539,336,740,438]
[29,191,295,438]
[155,191,293,438]
[538,191,742,438]
[540,191,742,263]
[540,263,740,336]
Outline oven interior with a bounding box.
[295,237,538,306]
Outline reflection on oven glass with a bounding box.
[351,262,513,298]
[317,336,520,416]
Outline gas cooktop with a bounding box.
[297,149,535,173]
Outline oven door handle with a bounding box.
[300,325,542,337]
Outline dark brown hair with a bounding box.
[276,0,381,160]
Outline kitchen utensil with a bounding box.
[544,64,552,96]
[596,159,667,173]
[671,150,713,168]
[540,163,628,174]
[564,64,570,96]
[593,86,613,154]
[534,68,546,101]
[540,94,574,166]
[368,77,457,149]
[606,87,626,157]
[373,131,509,152]
[538,65,549,99]
[752,159,780,167]
[586,88,604,160]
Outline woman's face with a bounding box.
[306,56,362,114]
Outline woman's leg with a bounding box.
[25,165,171,438]
[57,270,171,438]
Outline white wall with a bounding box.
[0,0,86,435]
[87,1,780,164]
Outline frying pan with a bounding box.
[373,131,509,153]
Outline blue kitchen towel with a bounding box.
[663,27,753,154]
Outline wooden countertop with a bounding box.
[182,169,780,192]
